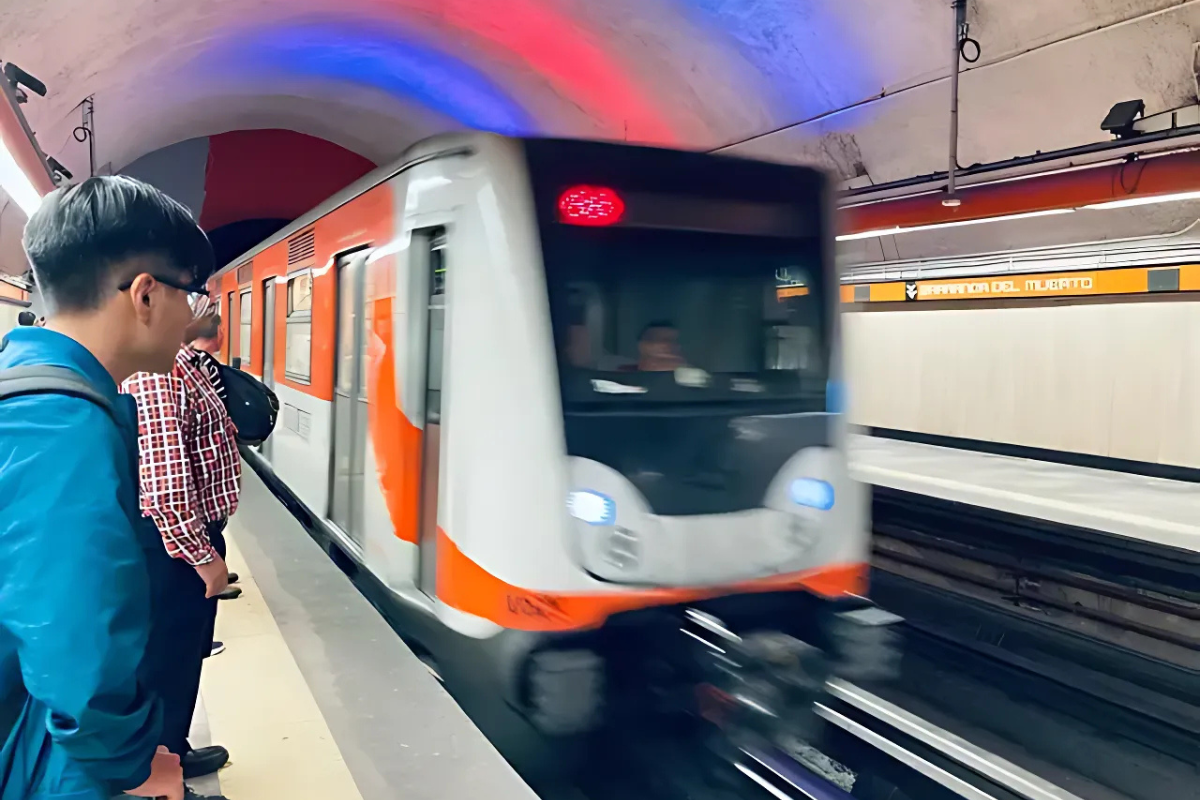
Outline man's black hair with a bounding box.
[16,310,36,326]
[22,176,214,313]
[639,320,676,339]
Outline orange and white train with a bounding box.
[211,132,894,735]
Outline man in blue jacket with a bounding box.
[0,176,213,800]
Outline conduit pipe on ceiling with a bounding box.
[838,149,1200,240]
[943,0,968,207]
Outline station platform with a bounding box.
[188,468,538,800]
[848,433,1200,554]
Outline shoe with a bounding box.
[216,585,242,601]
[182,745,229,779]
[227,572,239,584]
[210,641,225,657]
[185,787,229,800]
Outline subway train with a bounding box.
[211,132,898,741]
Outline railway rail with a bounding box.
[870,488,1200,800]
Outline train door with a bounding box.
[259,278,276,459]
[414,227,448,597]
[330,251,369,549]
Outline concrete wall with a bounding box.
[120,137,210,220]
[844,301,1200,468]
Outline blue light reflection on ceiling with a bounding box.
[677,0,876,123]
[213,21,536,135]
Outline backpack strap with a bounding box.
[0,364,122,742]
[0,365,119,422]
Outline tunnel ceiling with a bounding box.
[1,0,1199,273]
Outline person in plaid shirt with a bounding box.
[123,298,241,792]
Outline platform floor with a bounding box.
[189,469,537,800]
[849,434,1200,553]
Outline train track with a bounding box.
[871,487,1200,665]
[870,489,1200,800]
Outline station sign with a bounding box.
[841,264,1200,304]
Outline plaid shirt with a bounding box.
[122,346,241,565]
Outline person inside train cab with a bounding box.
[122,294,242,794]
[635,321,687,372]
[0,175,210,800]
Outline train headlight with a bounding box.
[568,490,616,526]
[789,478,835,511]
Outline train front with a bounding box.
[516,140,900,747]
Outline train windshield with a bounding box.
[545,228,827,410]
[523,138,832,413]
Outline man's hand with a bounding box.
[195,552,229,599]
[125,746,184,800]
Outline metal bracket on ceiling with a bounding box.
[0,58,59,194]
[73,96,95,179]
[944,0,970,208]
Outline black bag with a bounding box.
[215,362,279,446]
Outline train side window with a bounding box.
[285,271,313,383]
[423,229,447,423]
[335,265,356,395]
[358,291,372,400]
[238,288,252,367]
[212,294,222,350]
[224,291,233,363]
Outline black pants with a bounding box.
[140,520,226,756]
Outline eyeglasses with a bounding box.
[118,273,210,316]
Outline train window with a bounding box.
[285,271,313,382]
[358,292,372,401]
[545,227,827,408]
[238,288,252,366]
[225,291,233,363]
[423,229,447,423]
[335,266,356,395]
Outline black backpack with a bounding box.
[207,357,279,447]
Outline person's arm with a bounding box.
[0,401,162,791]
[123,372,215,566]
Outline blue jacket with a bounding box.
[0,328,161,799]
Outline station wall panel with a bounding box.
[843,302,1200,468]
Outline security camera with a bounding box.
[2,62,47,100]
[46,156,72,184]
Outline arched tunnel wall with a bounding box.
[842,300,1200,469]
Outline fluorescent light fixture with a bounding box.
[0,134,42,217]
[1083,190,1200,210]
[837,208,1075,242]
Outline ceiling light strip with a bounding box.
[0,134,42,217]
[837,208,1075,242]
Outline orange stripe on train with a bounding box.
[435,528,868,632]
